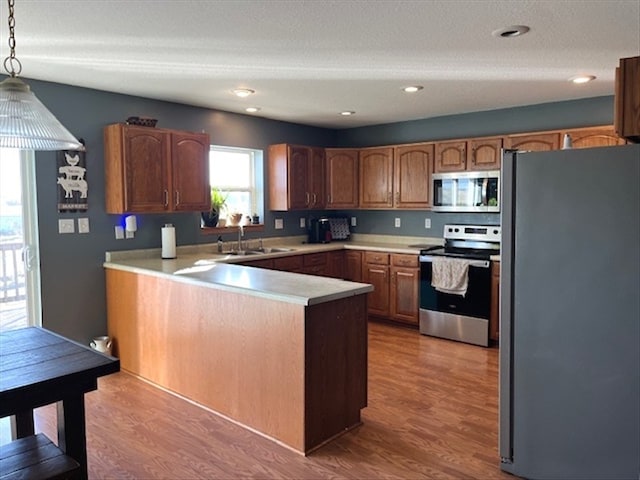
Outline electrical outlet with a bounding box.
[300,217,306,228]
[351,217,357,227]
[78,217,90,234]
[424,218,431,229]
[394,218,401,228]
[58,219,75,234]
[275,218,284,230]
[115,225,124,239]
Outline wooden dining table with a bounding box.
[0,327,120,478]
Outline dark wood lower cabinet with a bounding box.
[362,252,420,326]
[303,252,328,276]
[389,254,419,326]
[344,250,363,282]
[241,258,274,269]
[326,250,345,279]
[363,263,390,317]
[390,268,419,325]
[243,249,420,327]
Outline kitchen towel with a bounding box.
[161,224,176,259]
[431,257,470,296]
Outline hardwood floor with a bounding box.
[26,321,514,479]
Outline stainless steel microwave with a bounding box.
[432,170,500,212]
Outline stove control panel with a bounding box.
[444,224,501,242]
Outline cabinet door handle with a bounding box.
[471,147,476,164]
[306,192,310,206]
[395,192,399,204]
[175,191,180,206]
[164,190,169,207]
[313,193,317,205]
[327,194,331,204]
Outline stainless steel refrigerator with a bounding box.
[499,144,640,480]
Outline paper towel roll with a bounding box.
[161,224,176,259]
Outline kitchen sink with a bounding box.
[226,247,296,256]
[261,247,296,253]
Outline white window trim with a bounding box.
[209,145,262,217]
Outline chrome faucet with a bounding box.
[237,225,244,252]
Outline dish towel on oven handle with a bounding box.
[431,257,471,297]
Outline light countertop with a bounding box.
[104,234,443,306]
[105,257,372,306]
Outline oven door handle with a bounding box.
[419,255,490,268]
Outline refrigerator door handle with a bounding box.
[499,149,518,464]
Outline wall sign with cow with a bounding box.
[57,143,88,212]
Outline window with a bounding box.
[209,145,263,221]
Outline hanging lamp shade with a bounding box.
[0,76,85,150]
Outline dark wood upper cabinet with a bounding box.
[435,140,467,172]
[504,132,560,152]
[325,148,359,209]
[104,124,209,214]
[564,126,626,149]
[268,144,325,211]
[468,137,502,171]
[394,143,433,209]
[171,132,211,211]
[615,56,640,143]
[435,137,501,173]
[359,147,394,208]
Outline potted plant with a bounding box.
[201,188,228,227]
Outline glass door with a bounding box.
[0,149,42,330]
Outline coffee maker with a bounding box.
[307,217,332,244]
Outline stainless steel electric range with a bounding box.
[418,224,500,346]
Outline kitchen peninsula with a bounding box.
[104,247,373,455]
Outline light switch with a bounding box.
[78,217,90,234]
[424,218,431,229]
[275,218,284,230]
[300,217,306,228]
[115,225,124,239]
[394,218,401,228]
[58,219,75,234]
[351,217,357,227]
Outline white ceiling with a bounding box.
[2,0,639,129]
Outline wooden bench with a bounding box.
[0,433,81,480]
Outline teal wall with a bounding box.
[20,78,335,343]
[11,75,615,343]
[334,96,614,147]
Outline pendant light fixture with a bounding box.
[0,0,84,151]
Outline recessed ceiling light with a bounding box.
[232,88,255,98]
[492,25,530,38]
[402,86,424,93]
[245,107,261,113]
[569,75,596,84]
[340,111,355,116]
